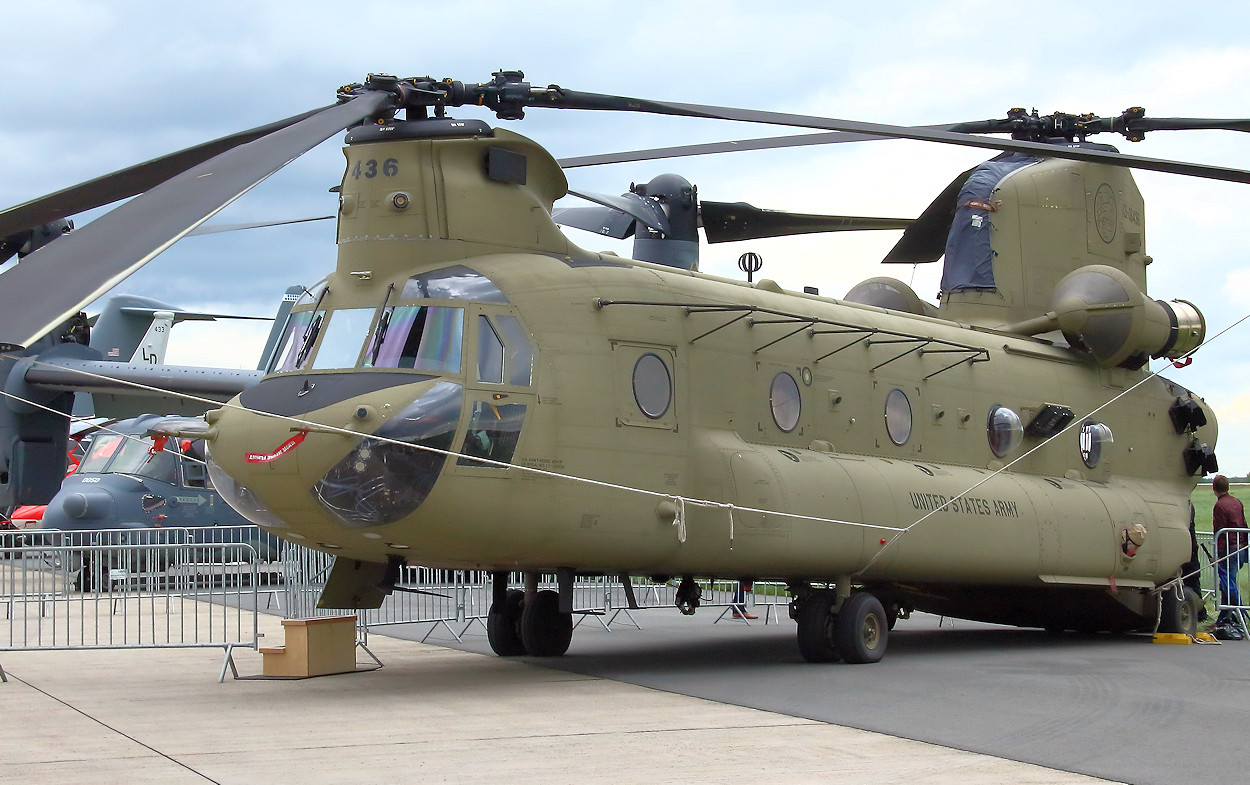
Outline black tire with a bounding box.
[487,589,527,656]
[796,590,841,663]
[1159,586,1199,636]
[520,589,573,657]
[834,592,889,664]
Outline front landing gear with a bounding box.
[794,588,889,664]
[485,574,573,658]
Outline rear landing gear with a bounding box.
[794,588,889,664]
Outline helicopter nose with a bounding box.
[63,490,114,520]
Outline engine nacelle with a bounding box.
[1009,265,1205,369]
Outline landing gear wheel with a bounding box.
[795,590,841,663]
[487,588,527,656]
[835,592,888,664]
[1159,586,1200,637]
[520,589,573,657]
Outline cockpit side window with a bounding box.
[474,314,534,386]
[476,316,505,384]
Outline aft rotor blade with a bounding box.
[0,92,392,348]
[566,189,671,234]
[700,201,912,244]
[546,91,1250,184]
[882,168,975,263]
[0,106,330,239]
[558,126,956,169]
[551,205,638,239]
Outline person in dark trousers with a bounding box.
[1182,501,1207,621]
[1213,475,1248,639]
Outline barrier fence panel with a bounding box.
[1210,528,1250,637]
[1,532,261,682]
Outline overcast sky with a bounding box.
[3,1,1249,474]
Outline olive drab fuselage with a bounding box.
[203,122,1215,628]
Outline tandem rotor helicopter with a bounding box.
[0,70,1246,664]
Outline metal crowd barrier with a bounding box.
[1208,528,1250,637]
[1,532,261,682]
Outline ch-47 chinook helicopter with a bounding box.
[0,71,1245,664]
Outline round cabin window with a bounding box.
[884,388,913,445]
[1079,420,1113,468]
[770,372,801,432]
[987,405,1023,458]
[632,353,672,419]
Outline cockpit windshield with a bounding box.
[79,433,182,484]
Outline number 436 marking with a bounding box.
[351,158,399,179]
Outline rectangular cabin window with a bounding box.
[362,305,463,373]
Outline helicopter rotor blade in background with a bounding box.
[557,126,957,169]
[186,215,336,236]
[0,91,393,349]
[700,201,912,244]
[527,88,1250,184]
[0,106,331,240]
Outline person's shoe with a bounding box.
[732,611,757,619]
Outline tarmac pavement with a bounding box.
[0,605,1121,785]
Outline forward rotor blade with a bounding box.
[882,168,975,263]
[0,106,330,239]
[565,189,670,234]
[550,91,1250,184]
[700,201,912,244]
[0,92,392,348]
[558,126,956,169]
[186,215,335,236]
[1127,117,1250,133]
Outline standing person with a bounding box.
[1213,475,1247,638]
[1182,502,1206,622]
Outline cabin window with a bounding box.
[633,353,672,419]
[1079,420,1114,468]
[884,388,912,445]
[401,265,509,303]
[362,305,463,373]
[770,372,801,432]
[311,308,374,370]
[987,405,1024,458]
[457,401,527,467]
